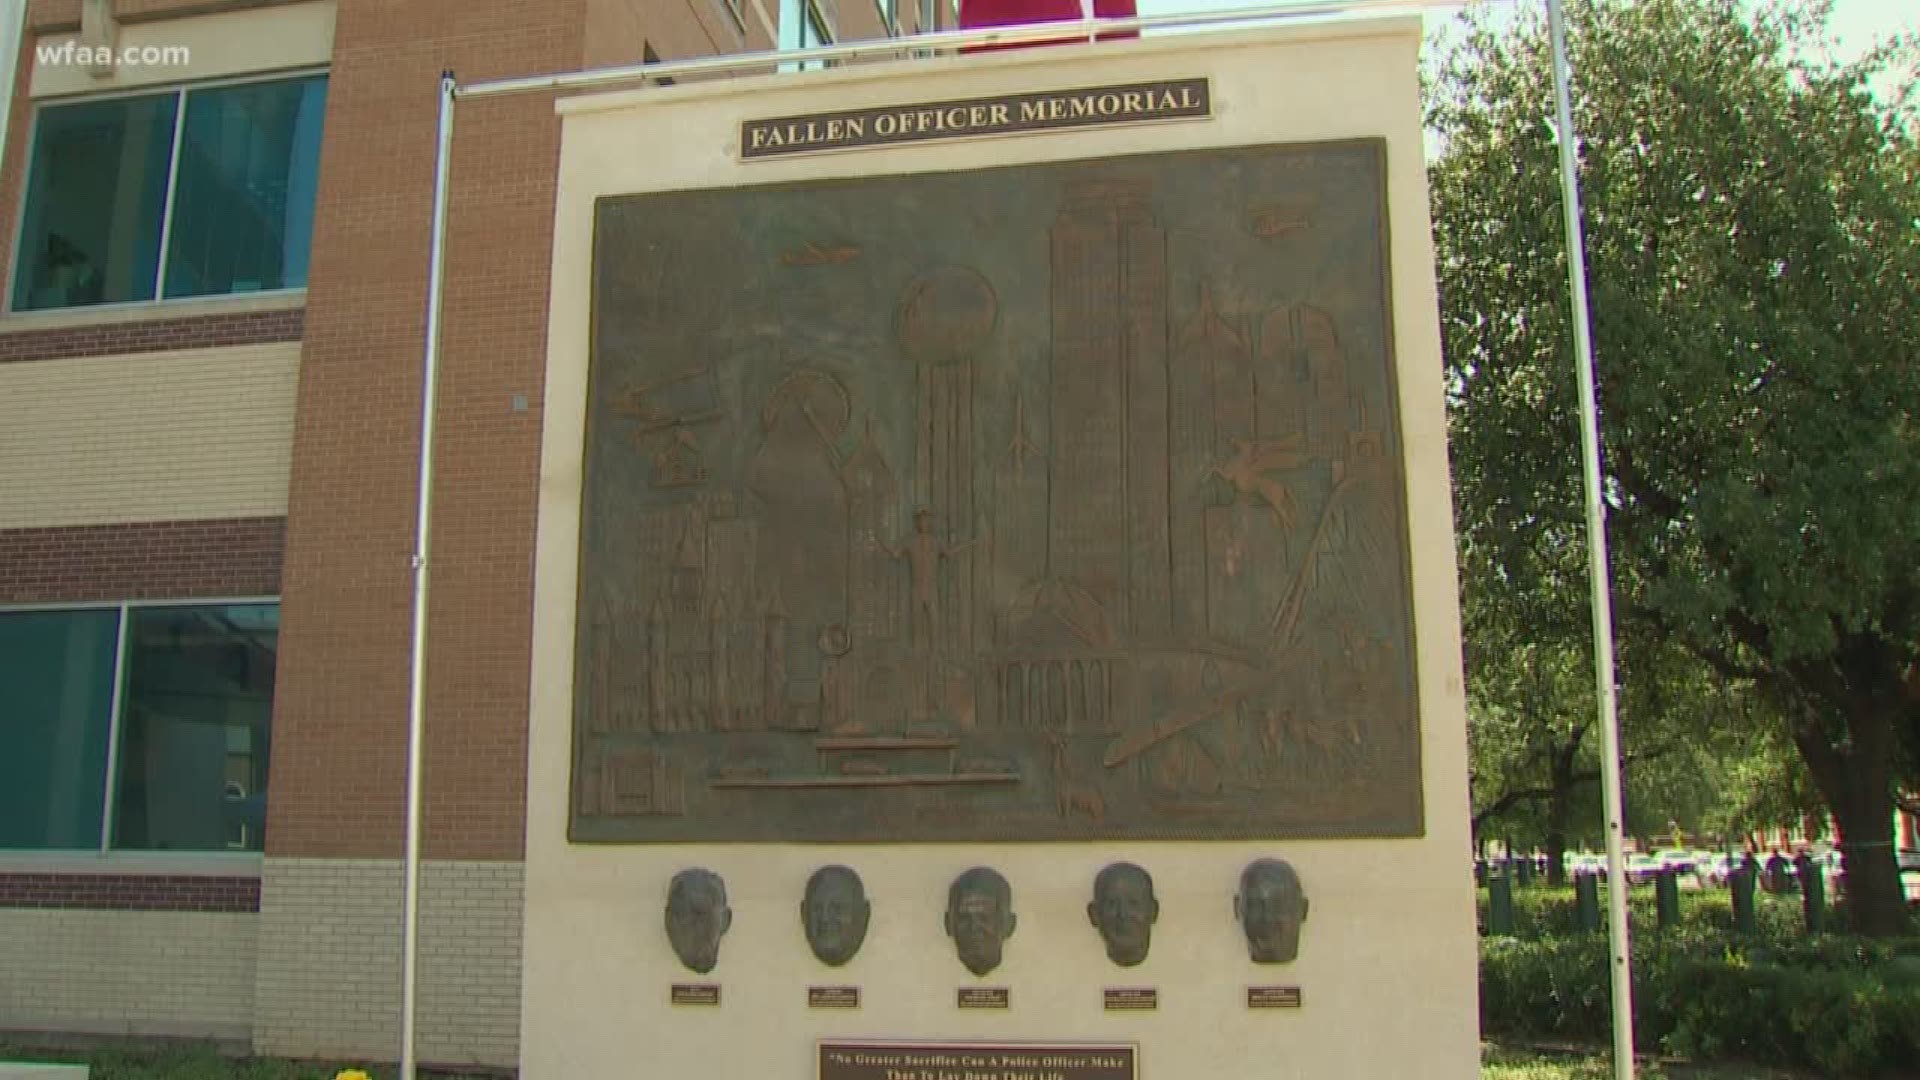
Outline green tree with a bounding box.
[1432,0,1920,933]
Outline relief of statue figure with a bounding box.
[665,868,731,974]
[1088,862,1158,967]
[801,865,871,967]
[883,507,974,652]
[1235,858,1308,963]
[944,867,1015,977]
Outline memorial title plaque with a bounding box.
[742,79,1210,159]
[1247,986,1303,1009]
[575,142,1423,843]
[819,1042,1135,1080]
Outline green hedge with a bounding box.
[1478,882,1837,940]
[1480,930,1920,1076]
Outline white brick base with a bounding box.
[0,908,255,1041]
[252,858,522,1069]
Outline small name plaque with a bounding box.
[1247,985,1303,1009]
[810,986,861,1009]
[820,1042,1136,1080]
[1103,987,1158,1011]
[957,986,1011,1010]
[740,78,1211,159]
[671,983,720,1006]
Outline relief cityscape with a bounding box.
[572,141,1423,841]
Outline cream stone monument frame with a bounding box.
[522,18,1475,1079]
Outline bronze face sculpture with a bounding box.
[945,867,1016,977]
[1088,862,1158,967]
[802,865,871,967]
[665,868,731,974]
[1235,858,1308,963]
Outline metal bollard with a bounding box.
[1797,855,1825,934]
[1487,867,1515,936]
[1730,863,1756,934]
[1655,868,1681,930]
[1574,871,1600,932]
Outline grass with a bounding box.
[1482,1043,1845,1079]
[0,1042,496,1080]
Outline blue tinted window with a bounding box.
[12,94,177,311]
[0,610,120,849]
[112,604,277,852]
[163,75,327,299]
[12,73,326,312]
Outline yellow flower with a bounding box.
[334,1071,373,1080]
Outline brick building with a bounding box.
[0,0,947,1067]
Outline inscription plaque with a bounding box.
[809,986,861,1009]
[820,1042,1135,1080]
[1103,987,1157,1011]
[1247,986,1303,1009]
[957,987,1011,1009]
[575,141,1422,842]
[671,983,720,1006]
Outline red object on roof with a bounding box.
[958,0,1139,52]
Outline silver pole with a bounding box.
[401,69,457,1080]
[1546,2,1634,1077]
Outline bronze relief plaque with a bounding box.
[573,141,1422,842]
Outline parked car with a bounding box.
[1564,851,1607,878]
[1625,854,1663,884]
[1700,852,1737,886]
[1654,849,1697,874]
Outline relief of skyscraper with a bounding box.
[991,393,1047,644]
[842,421,899,645]
[1047,181,1138,627]
[1119,194,1173,639]
[901,267,996,655]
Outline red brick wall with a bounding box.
[0,27,37,307]
[0,307,303,362]
[0,517,285,603]
[0,872,261,912]
[267,0,595,862]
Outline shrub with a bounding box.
[1479,929,1920,1075]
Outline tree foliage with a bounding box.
[1432,0,1920,933]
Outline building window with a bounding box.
[877,0,899,35]
[12,72,327,312]
[0,602,278,852]
[800,1,833,68]
[0,609,119,849]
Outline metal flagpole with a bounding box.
[401,69,458,1080]
[1545,2,1634,1076]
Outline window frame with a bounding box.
[7,65,329,317]
[799,0,834,69]
[0,595,280,861]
